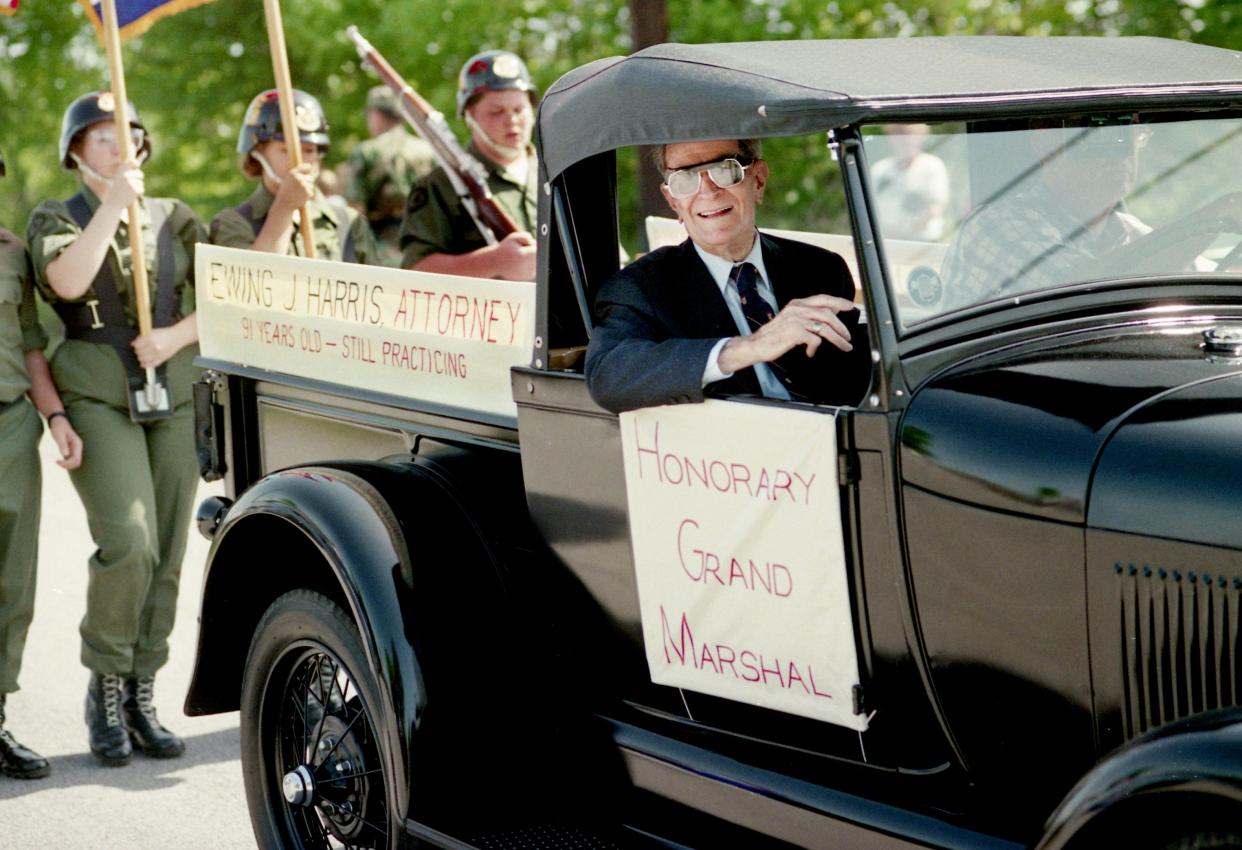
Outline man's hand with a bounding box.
[49,416,84,470]
[487,230,537,281]
[718,293,855,375]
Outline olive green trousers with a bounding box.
[0,399,42,694]
[65,397,197,676]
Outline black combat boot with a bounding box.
[86,672,132,766]
[123,675,184,758]
[0,694,50,779]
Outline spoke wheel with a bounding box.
[242,590,397,850]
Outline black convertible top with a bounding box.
[537,36,1242,179]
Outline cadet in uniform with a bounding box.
[0,149,83,780]
[211,89,378,263]
[27,91,204,767]
[344,85,435,266]
[400,50,539,281]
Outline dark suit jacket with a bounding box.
[585,233,870,413]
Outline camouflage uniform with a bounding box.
[345,124,435,267]
[0,229,48,695]
[27,187,204,678]
[210,183,379,264]
[399,142,538,269]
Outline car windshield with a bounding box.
[863,115,1242,327]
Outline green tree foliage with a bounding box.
[0,0,1230,251]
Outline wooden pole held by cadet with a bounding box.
[99,0,171,419]
[262,0,317,258]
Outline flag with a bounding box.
[0,1,19,17]
[77,0,215,40]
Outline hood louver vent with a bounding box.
[1118,562,1242,739]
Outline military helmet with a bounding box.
[456,50,537,116]
[59,91,150,170]
[236,89,330,157]
[366,85,401,119]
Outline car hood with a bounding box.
[899,321,1242,525]
[1088,368,1242,548]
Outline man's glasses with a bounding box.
[664,157,752,199]
[86,127,146,152]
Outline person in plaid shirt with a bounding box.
[941,121,1150,311]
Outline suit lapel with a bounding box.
[760,234,819,402]
[673,239,736,337]
[760,233,799,308]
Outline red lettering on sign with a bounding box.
[675,518,794,597]
[506,301,521,345]
[658,607,832,701]
[629,418,816,504]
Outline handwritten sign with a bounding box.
[195,245,534,418]
[620,400,866,730]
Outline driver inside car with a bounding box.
[940,117,1242,311]
[940,118,1154,310]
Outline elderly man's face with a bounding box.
[661,139,768,261]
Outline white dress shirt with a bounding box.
[696,234,791,401]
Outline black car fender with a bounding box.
[1035,709,1242,850]
[185,449,528,812]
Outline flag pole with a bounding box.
[99,0,168,416]
[262,0,316,258]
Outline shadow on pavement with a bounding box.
[0,725,241,800]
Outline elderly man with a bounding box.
[585,138,869,414]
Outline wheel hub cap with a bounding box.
[282,764,315,806]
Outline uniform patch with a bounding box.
[407,185,429,214]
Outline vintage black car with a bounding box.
[189,36,1242,849]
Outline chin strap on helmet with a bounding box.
[464,113,524,162]
[250,150,284,188]
[69,145,150,186]
[69,152,112,186]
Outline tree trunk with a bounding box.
[630,0,668,247]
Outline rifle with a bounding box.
[347,26,519,246]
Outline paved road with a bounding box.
[0,428,256,849]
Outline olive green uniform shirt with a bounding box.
[345,125,436,266]
[27,188,204,410]
[399,142,538,269]
[0,229,47,404]
[0,234,42,689]
[210,184,379,266]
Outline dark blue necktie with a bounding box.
[730,260,803,399]
[731,262,774,332]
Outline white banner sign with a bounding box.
[195,245,534,419]
[620,400,866,730]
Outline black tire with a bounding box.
[241,589,399,850]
